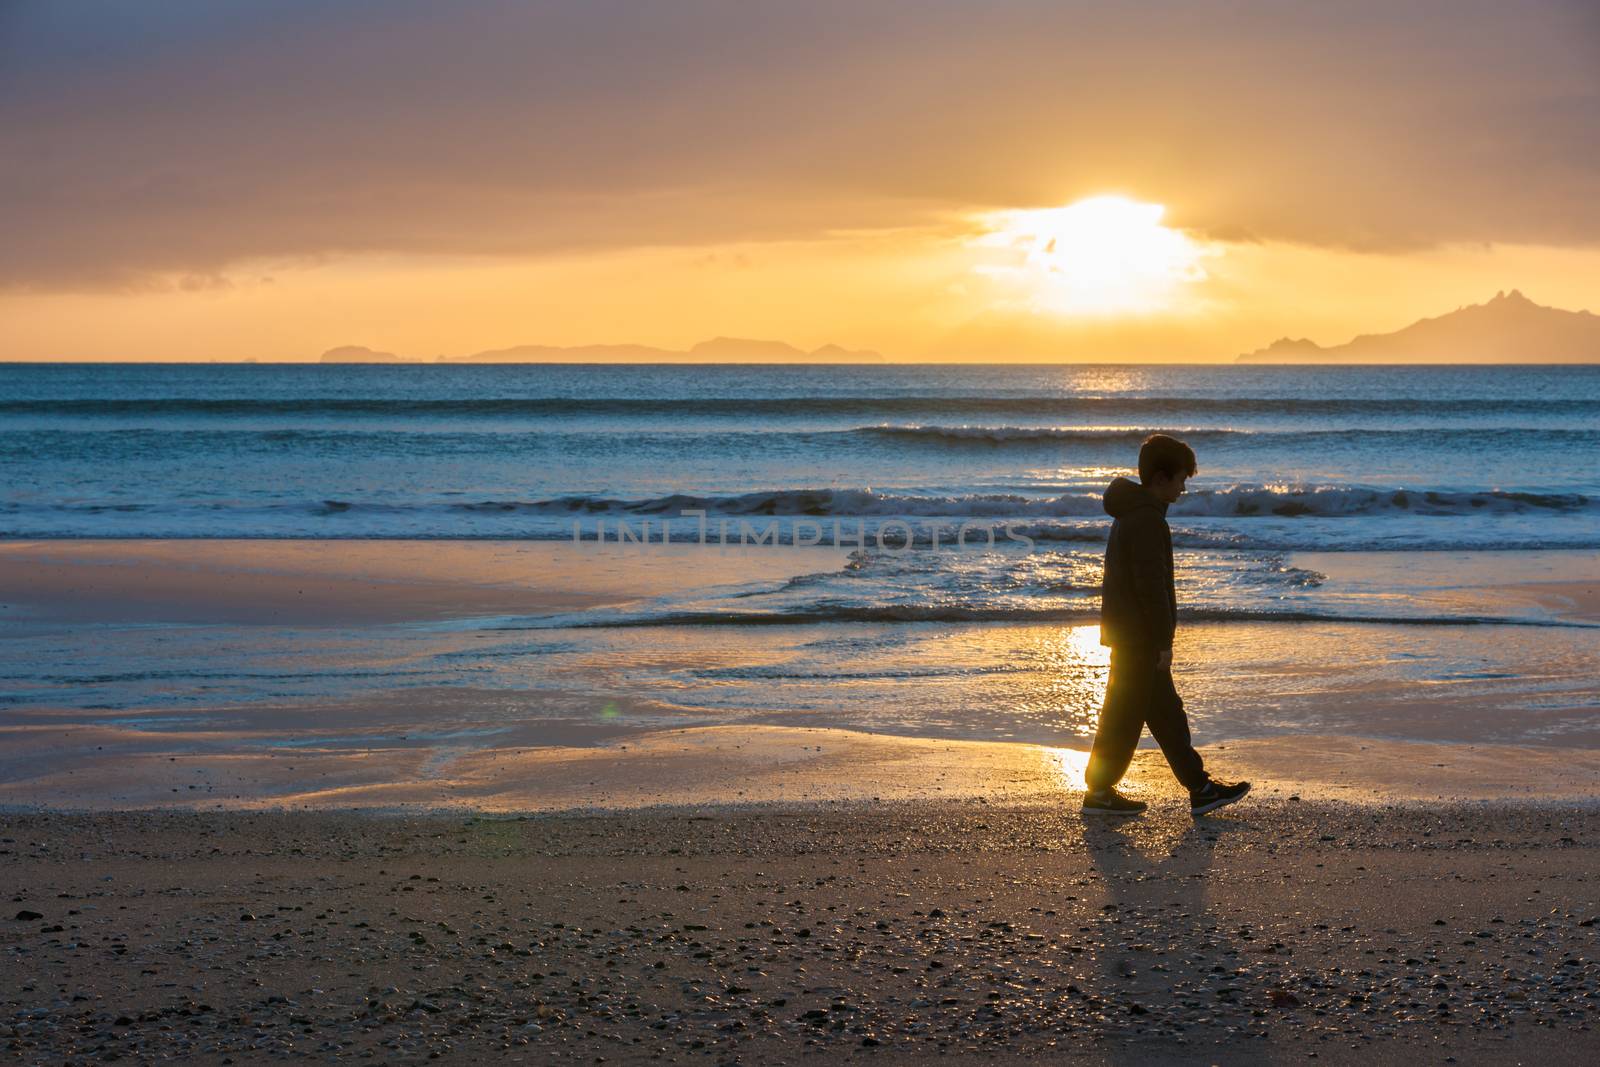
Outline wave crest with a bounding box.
[503,484,1592,520]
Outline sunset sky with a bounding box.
[2,0,1597,362]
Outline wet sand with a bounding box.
[0,539,851,625]
[1292,549,1600,625]
[2,540,1598,814]
[1489,579,1600,624]
[7,718,1600,812]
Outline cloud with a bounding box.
[1,0,1597,290]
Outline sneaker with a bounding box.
[1081,789,1148,816]
[1190,779,1251,816]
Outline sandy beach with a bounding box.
[2,540,1598,1063]
[3,800,1598,1065]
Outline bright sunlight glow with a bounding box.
[972,195,1214,316]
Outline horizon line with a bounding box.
[5,358,1600,367]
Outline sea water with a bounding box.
[2,362,1597,746]
[4,362,1597,617]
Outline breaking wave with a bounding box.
[486,484,1593,519]
[852,424,1600,449]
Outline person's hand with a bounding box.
[1156,648,1173,672]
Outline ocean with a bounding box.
[4,362,1597,619]
[3,362,1598,752]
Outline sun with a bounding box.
[971,195,1214,316]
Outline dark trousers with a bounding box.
[1085,647,1208,793]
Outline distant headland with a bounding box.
[1237,290,1600,363]
[319,338,885,364]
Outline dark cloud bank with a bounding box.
[1,0,1597,290]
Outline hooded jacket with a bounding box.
[1098,476,1176,651]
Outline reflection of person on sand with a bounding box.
[1083,434,1251,817]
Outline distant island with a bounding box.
[1237,290,1600,363]
[319,337,884,364]
[316,345,421,364]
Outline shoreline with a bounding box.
[2,539,1599,814]
[5,723,1600,814]
[3,538,1596,625]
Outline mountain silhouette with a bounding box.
[448,343,677,363]
[1238,290,1600,363]
[436,338,885,363]
[318,345,414,363]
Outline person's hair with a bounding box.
[1138,433,1198,483]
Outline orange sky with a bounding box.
[2,1,1597,362]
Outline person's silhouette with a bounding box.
[1082,434,1250,817]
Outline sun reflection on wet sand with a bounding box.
[1041,744,1092,786]
[1026,622,1112,739]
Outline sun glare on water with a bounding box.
[972,195,1213,316]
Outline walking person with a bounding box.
[1083,434,1251,816]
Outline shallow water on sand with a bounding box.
[3,603,1596,750]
